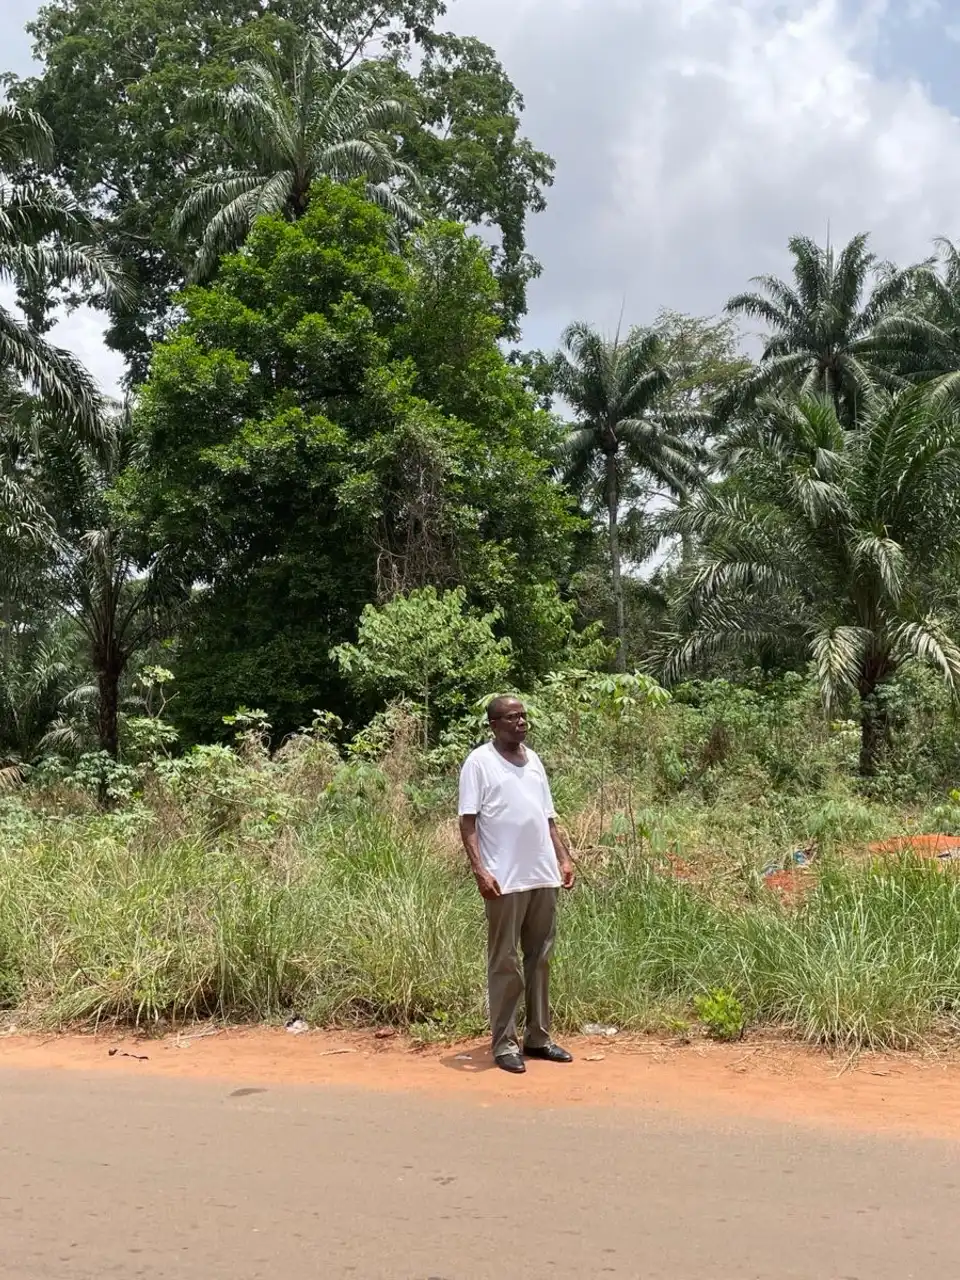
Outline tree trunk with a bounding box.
[97,665,120,760]
[95,662,121,810]
[858,663,892,777]
[606,451,626,673]
[289,173,311,219]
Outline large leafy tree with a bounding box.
[174,38,419,280]
[400,31,554,338]
[650,309,752,427]
[668,390,960,774]
[9,0,292,379]
[0,104,124,428]
[555,322,701,671]
[124,181,578,739]
[725,233,916,424]
[12,0,552,375]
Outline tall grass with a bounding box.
[3,795,960,1048]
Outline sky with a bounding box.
[4,0,960,394]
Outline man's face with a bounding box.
[491,699,528,746]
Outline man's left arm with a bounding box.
[540,758,575,889]
[549,819,576,890]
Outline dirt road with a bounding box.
[4,1032,960,1278]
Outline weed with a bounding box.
[694,988,746,1041]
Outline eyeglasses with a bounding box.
[494,712,527,723]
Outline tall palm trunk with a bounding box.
[96,661,121,761]
[94,654,122,810]
[858,656,893,777]
[606,450,626,672]
[88,550,124,805]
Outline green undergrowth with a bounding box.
[3,670,960,1049]
[2,793,959,1050]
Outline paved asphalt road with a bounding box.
[2,1067,958,1278]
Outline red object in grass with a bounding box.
[763,869,813,905]
[868,834,960,861]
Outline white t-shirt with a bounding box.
[458,742,561,895]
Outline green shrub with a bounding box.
[693,988,746,1041]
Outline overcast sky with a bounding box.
[4,0,960,393]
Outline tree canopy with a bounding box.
[11,0,552,376]
[668,390,960,772]
[725,233,917,424]
[173,37,421,280]
[123,180,579,739]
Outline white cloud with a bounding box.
[904,0,941,17]
[48,305,126,396]
[446,0,960,348]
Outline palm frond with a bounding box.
[851,534,906,605]
[811,625,871,710]
[0,308,102,431]
[0,104,53,169]
[892,618,960,690]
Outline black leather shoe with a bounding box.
[524,1043,573,1063]
[495,1053,526,1074]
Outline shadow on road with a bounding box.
[440,1048,497,1074]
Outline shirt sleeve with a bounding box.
[458,754,483,816]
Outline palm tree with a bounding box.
[0,377,58,603]
[725,233,917,424]
[0,104,127,429]
[555,322,702,671]
[2,395,182,774]
[667,389,960,774]
[173,37,420,280]
[55,406,183,766]
[0,612,85,772]
[881,238,960,398]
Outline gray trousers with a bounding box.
[485,887,558,1059]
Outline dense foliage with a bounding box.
[121,183,577,738]
[9,0,551,374]
[5,2,960,806]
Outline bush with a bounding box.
[332,587,512,745]
[694,988,746,1041]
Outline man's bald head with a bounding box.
[487,695,523,723]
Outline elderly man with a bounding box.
[458,696,576,1075]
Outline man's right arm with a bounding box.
[458,760,501,900]
[459,816,501,899]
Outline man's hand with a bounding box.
[474,869,502,900]
[549,819,576,890]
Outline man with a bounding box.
[458,696,576,1075]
